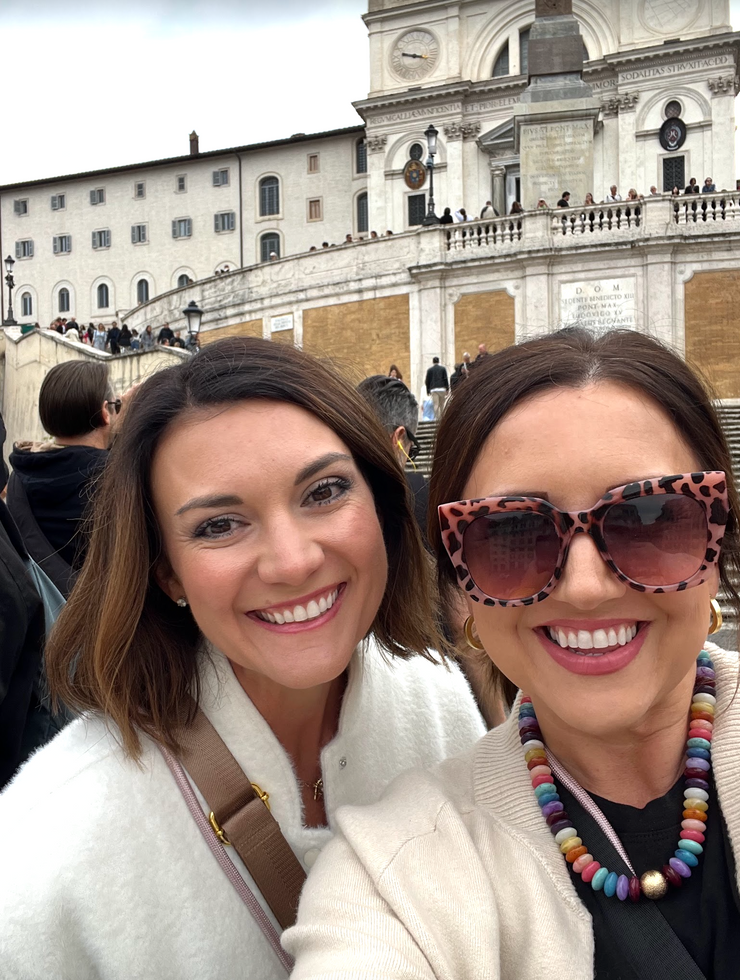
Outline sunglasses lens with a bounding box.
[463,511,560,601]
[602,495,707,586]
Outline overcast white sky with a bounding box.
[1,0,739,186]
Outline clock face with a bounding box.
[391,30,440,81]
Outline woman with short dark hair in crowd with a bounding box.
[0,337,483,978]
[287,328,740,979]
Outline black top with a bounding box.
[424,364,449,393]
[8,443,107,567]
[439,213,454,224]
[557,777,740,980]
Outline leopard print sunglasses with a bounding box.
[438,472,729,607]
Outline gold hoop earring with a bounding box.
[709,597,723,635]
[464,616,485,651]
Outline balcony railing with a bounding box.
[439,192,740,253]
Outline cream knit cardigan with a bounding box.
[0,639,484,980]
[286,643,740,979]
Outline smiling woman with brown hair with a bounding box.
[0,337,484,979]
[287,328,740,980]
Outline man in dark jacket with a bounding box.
[157,323,175,345]
[8,361,114,594]
[424,357,449,420]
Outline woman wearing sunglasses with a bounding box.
[287,328,740,980]
[0,338,484,979]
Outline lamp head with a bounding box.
[424,123,438,157]
[4,255,15,275]
[182,299,203,335]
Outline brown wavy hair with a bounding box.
[47,337,443,758]
[429,328,740,707]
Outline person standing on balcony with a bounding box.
[702,178,716,193]
[480,201,498,219]
[557,191,571,208]
[604,185,622,203]
[684,178,700,194]
[425,357,449,421]
[439,207,454,226]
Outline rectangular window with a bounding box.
[50,194,66,211]
[176,174,187,192]
[407,193,426,227]
[14,199,29,215]
[212,168,230,186]
[356,140,368,175]
[91,230,110,249]
[89,188,105,205]
[308,198,323,221]
[663,155,686,192]
[134,181,146,199]
[307,153,320,174]
[131,224,148,244]
[213,211,236,233]
[53,235,72,254]
[15,239,34,259]
[172,217,193,238]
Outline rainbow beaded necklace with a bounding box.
[520,650,716,901]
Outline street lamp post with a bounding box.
[421,123,440,226]
[3,255,17,326]
[182,299,203,351]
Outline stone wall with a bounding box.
[454,290,515,363]
[685,270,740,399]
[201,319,264,344]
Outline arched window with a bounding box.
[58,287,70,313]
[356,138,367,174]
[357,192,368,234]
[519,28,531,76]
[137,278,149,304]
[21,292,32,317]
[259,176,280,216]
[260,233,280,262]
[493,41,509,76]
[97,283,109,309]
[177,273,190,288]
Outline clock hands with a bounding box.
[402,52,429,59]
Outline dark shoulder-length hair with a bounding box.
[428,328,740,706]
[47,337,442,758]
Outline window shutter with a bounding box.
[187,218,192,236]
[14,200,20,214]
[51,195,57,210]
[131,225,137,243]
[172,220,178,238]
[212,171,219,186]
[15,242,21,258]
[214,213,220,232]
[229,212,235,230]
[28,240,34,257]
[104,231,110,247]
[90,190,96,205]
[100,189,105,203]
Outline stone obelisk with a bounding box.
[514,0,599,209]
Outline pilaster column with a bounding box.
[490,163,506,217]
[616,93,639,193]
[443,123,464,213]
[366,134,388,234]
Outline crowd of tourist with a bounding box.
[0,328,737,978]
[43,317,199,354]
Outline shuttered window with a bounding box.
[91,230,110,249]
[97,284,109,308]
[172,218,193,238]
[259,176,280,216]
[214,211,236,232]
[89,188,105,205]
[357,192,368,233]
[260,233,280,262]
[15,240,34,258]
[58,288,70,312]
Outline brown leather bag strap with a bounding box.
[175,701,307,930]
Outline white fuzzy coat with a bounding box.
[286,643,740,979]
[0,639,485,979]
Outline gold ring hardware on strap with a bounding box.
[209,783,271,845]
[251,782,271,811]
[209,810,231,846]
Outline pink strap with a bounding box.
[159,745,294,974]
[547,749,637,877]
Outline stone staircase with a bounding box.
[409,407,740,648]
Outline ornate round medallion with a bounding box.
[391,30,440,81]
[404,158,427,190]
[659,117,687,152]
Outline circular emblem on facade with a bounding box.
[391,30,440,81]
[409,142,424,161]
[664,99,682,119]
[659,117,687,152]
[639,0,701,34]
[404,158,427,190]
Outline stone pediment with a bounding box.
[478,119,515,155]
